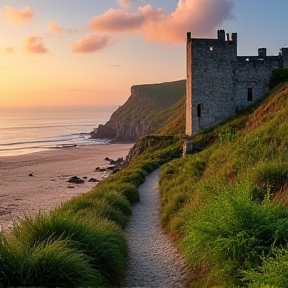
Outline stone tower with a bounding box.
[186,30,287,136]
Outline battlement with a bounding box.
[186,30,287,136]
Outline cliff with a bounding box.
[90,80,186,142]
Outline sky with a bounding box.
[0,0,287,107]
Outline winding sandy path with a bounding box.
[123,169,188,287]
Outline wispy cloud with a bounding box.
[24,36,49,54]
[48,21,76,34]
[90,0,234,42]
[0,47,15,54]
[3,6,34,25]
[73,34,116,53]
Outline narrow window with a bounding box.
[247,88,253,101]
[197,104,202,117]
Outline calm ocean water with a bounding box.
[0,106,117,157]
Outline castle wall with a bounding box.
[186,30,286,136]
[233,57,281,110]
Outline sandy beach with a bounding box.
[0,143,134,232]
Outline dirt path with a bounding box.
[123,169,188,287]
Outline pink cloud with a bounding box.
[4,6,34,25]
[89,0,234,42]
[48,21,76,34]
[90,8,144,33]
[48,21,65,33]
[24,36,49,54]
[73,34,115,53]
[0,47,14,54]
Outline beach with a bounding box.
[0,143,134,231]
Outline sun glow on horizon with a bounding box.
[0,1,287,107]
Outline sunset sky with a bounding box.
[0,0,287,107]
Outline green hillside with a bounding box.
[90,80,186,141]
[159,81,288,287]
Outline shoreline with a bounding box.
[0,143,134,231]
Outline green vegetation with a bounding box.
[269,68,288,89]
[114,80,186,120]
[113,79,186,136]
[0,134,182,287]
[159,81,288,287]
[1,77,288,287]
[90,79,186,141]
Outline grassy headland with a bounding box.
[90,79,186,142]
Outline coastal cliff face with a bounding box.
[90,80,186,142]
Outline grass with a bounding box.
[159,81,288,287]
[0,235,102,287]
[9,211,127,286]
[0,134,182,287]
[2,79,287,287]
[243,248,288,287]
[183,182,288,285]
[91,80,186,141]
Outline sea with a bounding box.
[0,105,117,157]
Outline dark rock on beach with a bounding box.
[67,176,85,184]
[88,178,99,183]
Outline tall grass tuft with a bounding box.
[0,235,101,287]
[182,181,288,284]
[10,211,127,286]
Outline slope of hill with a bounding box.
[90,80,186,142]
[159,81,288,287]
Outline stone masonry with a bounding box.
[186,29,288,136]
